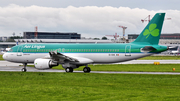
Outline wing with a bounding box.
[49,51,93,64]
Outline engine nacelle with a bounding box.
[34,58,58,69]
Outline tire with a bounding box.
[65,67,73,73]
[21,68,27,72]
[83,67,91,73]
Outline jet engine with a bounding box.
[34,58,58,69]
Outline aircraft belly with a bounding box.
[65,53,152,63]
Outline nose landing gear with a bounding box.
[21,63,27,72]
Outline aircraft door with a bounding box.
[125,45,131,56]
[17,46,23,56]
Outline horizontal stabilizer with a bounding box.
[141,46,156,52]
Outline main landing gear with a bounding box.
[83,67,91,73]
[65,66,91,73]
[21,63,27,72]
[65,67,73,73]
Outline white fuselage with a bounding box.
[3,52,152,64]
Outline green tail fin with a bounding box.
[132,13,165,45]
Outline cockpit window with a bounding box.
[8,49,13,52]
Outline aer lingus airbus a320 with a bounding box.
[3,13,168,73]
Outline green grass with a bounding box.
[0,55,3,60]
[50,64,180,72]
[0,72,180,101]
[138,56,180,60]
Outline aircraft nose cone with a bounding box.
[2,53,7,60]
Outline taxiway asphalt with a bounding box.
[0,60,180,75]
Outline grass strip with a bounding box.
[0,55,3,60]
[138,56,180,60]
[0,72,179,101]
[28,64,180,72]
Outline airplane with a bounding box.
[168,46,179,55]
[3,13,168,73]
[1,48,11,54]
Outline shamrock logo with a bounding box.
[143,23,159,38]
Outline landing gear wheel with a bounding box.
[83,67,91,73]
[21,68,27,72]
[65,67,73,73]
[21,63,27,72]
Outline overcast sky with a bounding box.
[0,0,180,38]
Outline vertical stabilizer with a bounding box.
[133,13,165,45]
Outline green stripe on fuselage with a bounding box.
[9,43,141,53]
[8,43,167,54]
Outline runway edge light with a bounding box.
[154,62,160,65]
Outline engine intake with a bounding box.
[34,58,58,69]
